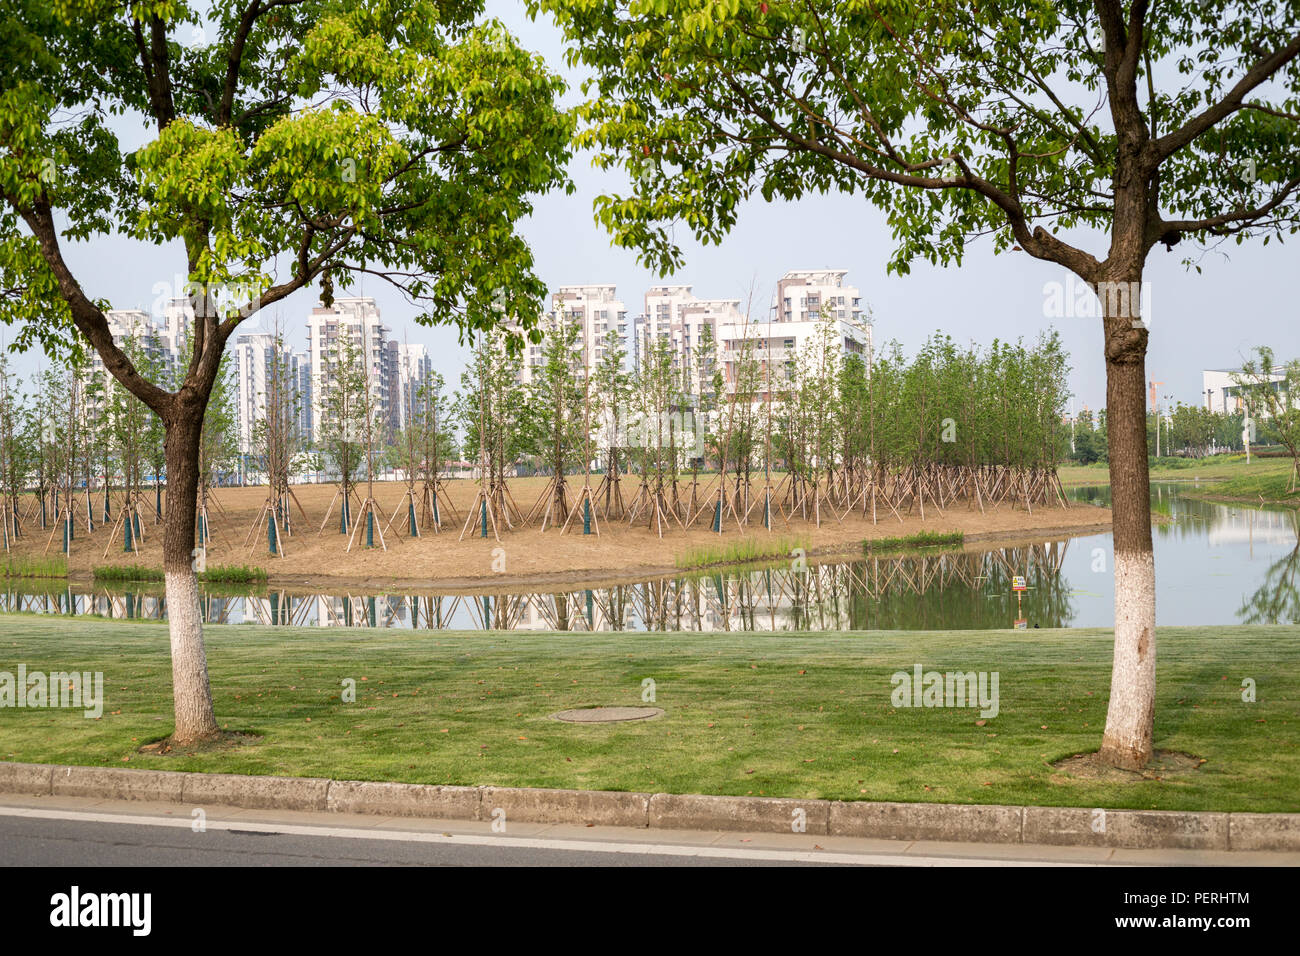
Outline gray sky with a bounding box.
[11,3,1299,414]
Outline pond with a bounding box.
[2,484,1296,631]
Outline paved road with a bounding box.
[2,795,1295,867]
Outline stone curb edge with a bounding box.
[2,762,1295,851]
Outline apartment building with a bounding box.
[231,332,312,456]
[94,307,185,385]
[386,340,433,432]
[771,269,863,325]
[638,285,744,392]
[520,285,629,384]
[306,296,393,444]
[631,271,872,399]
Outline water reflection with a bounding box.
[2,542,1071,632]
[1237,511,1300,625]
[4,486,1296,629]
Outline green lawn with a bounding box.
[1,616,1296,812]
[1187,468,1300,504]
[1059,455,1297,497]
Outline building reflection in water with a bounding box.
[0,540,1078,632]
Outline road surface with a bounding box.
[1,794,1294,867]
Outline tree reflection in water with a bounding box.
[1238,511,1300,625]
[0,541,1075,632]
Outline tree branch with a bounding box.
[1150,31,1300,164]
[13,196,173,414]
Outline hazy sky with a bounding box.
[11,3,1299,414]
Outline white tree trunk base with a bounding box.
[165,570,219,745]
[1099,550,1157,769]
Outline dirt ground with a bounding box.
[13,477,1113,590]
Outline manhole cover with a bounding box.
[551,706,664,723]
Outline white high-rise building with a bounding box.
[714,270,872,398]
[771,269,864,325]
[92,299,205,391]
[306,297,392,444]
[640,285,744,392]
[554,285,628,363]
[387,341,433,431]
[231,332,311,456]
[94,308,185,384]
[519,285,629,385]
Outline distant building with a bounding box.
[94,307,187,385]
[386,341,433,432]
[640,285,744,391]
[771,269,864,325]
[520,285,629,385]
[1202,366,1289,416]
[306,297,392,444]
[231,333,311,456]
[717,270,872,398]
[629,271,872,399]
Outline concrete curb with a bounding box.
[831,800,1023,844]
[1,761,1295,851]
[326,780,480,820]
[649,793,830,833]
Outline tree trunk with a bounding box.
[1097,273,1156,770]
[162,409,219,746]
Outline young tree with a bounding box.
[1,1,571,744]
[386,369,456,531]
[184,332,238,546]
[1235,347,1300,492]
[527,314,585,528]
[536,0,1300,769]
[248,332,306,549]
[106,337,153,552]
[456,328,530,534]
[592,327,631,517]
[318,334,368,535]
[0,355,32,548]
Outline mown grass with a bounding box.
[864,530,964,553]
[0,555,68,579]
[92,565,164,583]
[0,616,1295,812]
[1187,468,1300,505]
[201,564,268,584]
[675,535,809,570]
[90,564,269,585]
[1059,455,1295,489]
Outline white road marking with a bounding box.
[0,805,1094,866]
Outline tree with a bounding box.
[0,354,32,547]
[527,314,585,528]
[456,328,530,533]
[537,0,1300,769]
[1167,402,1215,458]
[1235,347,1300,491]
[106,337,153,551]
[385,369,456,530]
[318,333,368,534]
[592,327,632,517]
[195,348,238,538]
[1072,410,1107,465]
[1,0,571,744]
[248,331,307,547]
